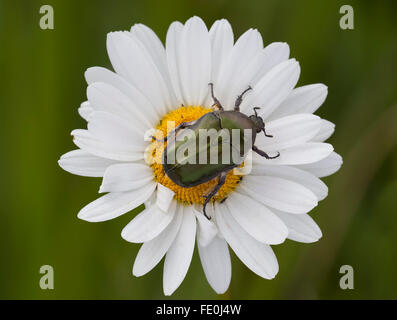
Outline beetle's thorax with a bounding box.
[217,110,258,142]
[218,110,257,130]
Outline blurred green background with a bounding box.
[0,0,396,299]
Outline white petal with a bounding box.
[250,164,328,201]
[156,184,175,212]
[275,210,322,243]
[86,82,152,132]
[177,16,212,106]
[250,42,290,85]
[268,84,328,121]
[58,149,117,177]
[217,50,265,109]
[217,42,290,110]
[72,129,143,162]
[198,235,231,294]
[144,191,156,208]
[122,200,177,243]
[215,203,278,279]
[256,114,322,152]
[239,176,318,214]
[165,21,184,104]
[311,119,335,142]
[253,142,334,166]
[194,205,218,247]
[294,151,343,178]
[225,192,288,244]
[129,24,168,80]
[129,23,178,108]
[107,32,172,114]
[133,205,183,276]
[78,182,156,222]
[215,28,263,108]
[240,59,300,118]
[208,19,234,84]
[87,111,146,153]
[99,163,153,193]
[78,101,93,121]
[163,206,197,295]
[85,67,159,124]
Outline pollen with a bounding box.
[148,106,243,205]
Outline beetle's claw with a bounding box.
[220,197,228,204]
[262,128,273,138]
[202,205,211,220]
[202,195,212,220]
[151,135,167,142]
[266,151,280,159]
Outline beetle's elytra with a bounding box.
[155,83,280,219]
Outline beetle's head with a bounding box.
[249,107,265,133]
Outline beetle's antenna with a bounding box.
[253,107,260,117]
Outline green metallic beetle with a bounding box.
[155,83,280,219]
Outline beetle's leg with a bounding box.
[151,122,193,142]
[209,83,223,111]
[213,111,223,129]
[234,86,252,111]
[202,172,227,220]
[262,127,273,138]
[252,145,280,159]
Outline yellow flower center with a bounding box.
[148,106,243,205]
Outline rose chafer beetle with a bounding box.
[154,84,280,219]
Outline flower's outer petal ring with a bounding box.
[122,200,177,243]
[274,210,322,243]
[58,149,118,177]
[198,235,231,294]
[163,206,196,295]
[294,151,343,178]
[215,203,279,279]
[239,176,318,214]
[78,182,156,222]
[225,192,288,244]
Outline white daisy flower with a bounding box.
[58,16,342,296]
